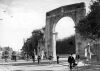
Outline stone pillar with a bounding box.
[88,43,91,59]
[52,32,57,61]
[85,48,87,57]
[45,17,51,58]
[85,43,91,61]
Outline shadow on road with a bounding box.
[11,60,67,66]
[12,61,51,66]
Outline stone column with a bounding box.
[88,43,91,59]
[85,48,87,57]
[52,32,57,61]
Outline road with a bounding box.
[0,59,70,71]
[0,58,100,71]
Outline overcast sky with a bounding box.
[0,0,91,51]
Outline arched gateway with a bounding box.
[45,2,86,60]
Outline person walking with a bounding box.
[76,54,80,63]
[68,54,76,69]
[12,51,17,61]
[32,54,35,62]
[37,55,41,64]
[57,56,59,64]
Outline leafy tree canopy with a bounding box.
[22,28,44,57]
[75,0,100,40]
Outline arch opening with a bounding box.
[55,17,75,40]
[53,17,75,55]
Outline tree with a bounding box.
[31,29,44,54]
[75,0,100,61]
[2,47,13,61]
[2,50,9,62]
[22,38,31,60]
[22,28,44,61]
[75,0,100,40]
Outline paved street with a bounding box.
[0,58,100,71]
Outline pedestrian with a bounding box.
[38,55,41,64]
[76,54,80,62]
[12,51,17,61]
[76,55,80,60]
[14,55,17,61]
[44,52,47,59]
[32,54,35,62]
[68,54,76,69]
[57,56,59,64]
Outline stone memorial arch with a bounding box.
[45,2,86,60]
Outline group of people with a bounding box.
[26,53,80,70]
[37,55,59,64]
[37,54,80,69]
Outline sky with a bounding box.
[0,0,91,51]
